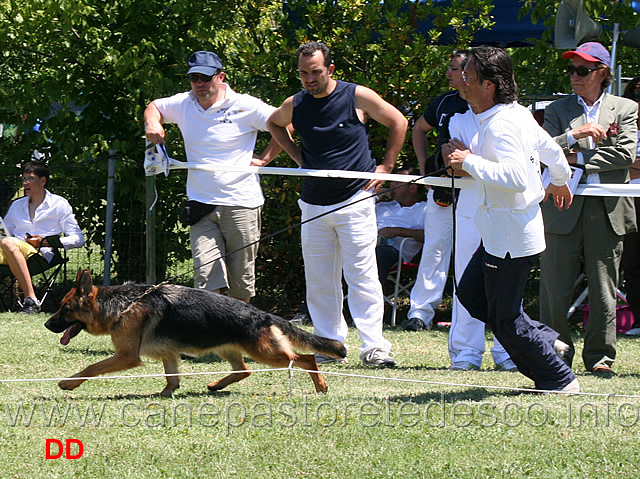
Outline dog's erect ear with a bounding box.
[75,268,83,285]
[77,269,94,296]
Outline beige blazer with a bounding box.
[541,92,638,236]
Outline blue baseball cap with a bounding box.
[563,42,611,68]
[187,51,223,75]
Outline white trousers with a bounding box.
[408,189,453,325]
[449,213,510,367]
[299,190,392,354]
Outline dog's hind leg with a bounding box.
[294,354,328,393]
[246,349,329,394]
[207,347,251,392]
[159,355,181,397]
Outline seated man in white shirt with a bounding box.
[2,160,85,314]
[375,167,426,285]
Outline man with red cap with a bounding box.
[540,42,638,376]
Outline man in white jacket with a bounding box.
[444,46,578,393]
[447,99,515,372]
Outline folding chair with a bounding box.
[382,237,420,327]
[566,272,626,319]
[0,235,68,311]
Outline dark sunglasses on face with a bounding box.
[187,73,215,83]
[566,65,603,77]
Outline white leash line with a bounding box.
[2,366,639,399]
[299,369,640,399]
[144,148,640,197]
[161,161,640,196]
[154,159,473,189]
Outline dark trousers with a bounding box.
[457,246,575,390]
[622,197,640,327]
[376,244,399,284]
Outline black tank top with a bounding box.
[293,80,374,205]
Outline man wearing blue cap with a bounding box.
[540,42,638,376]
[144,51,284,302]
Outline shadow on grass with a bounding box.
[389,387,527,404]
[61,347,113,357]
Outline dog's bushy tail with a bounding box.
[277,319,347,359]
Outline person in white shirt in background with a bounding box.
[403,50,470,332]
[445,46,579,393]
[2,160,85,314]
[375,167,426,283]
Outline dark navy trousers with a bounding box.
[456,245,576,391]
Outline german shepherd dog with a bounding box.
[45,270,347,396]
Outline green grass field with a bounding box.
[1,310,639,478]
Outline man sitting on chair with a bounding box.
[1,160,84,314]
[375,167,426,283]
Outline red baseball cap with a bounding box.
[563,42,611,67]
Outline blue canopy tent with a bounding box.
[285,1,548,47]
[424,0,548,47]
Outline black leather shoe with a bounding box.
[401,317,427,331]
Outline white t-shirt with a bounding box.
[375,200,427,262]
[153,85,275,208]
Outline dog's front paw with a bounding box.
[59,379,82,390]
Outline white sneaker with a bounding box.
[360,348,397,368]
[553,339,570,360]
[496,359,518,372]
[624,327,640,337]
[547,378,580,395]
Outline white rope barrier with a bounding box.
[145,155,474,189]
[144,148,640,197]
[2,365,639,399]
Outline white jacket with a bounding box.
[462,102,571,258]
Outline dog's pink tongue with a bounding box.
[60,326,74,346]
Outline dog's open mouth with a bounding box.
[60,323,85,346]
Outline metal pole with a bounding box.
[103,149,116,286]
[609,23,620,95]
[145,141,157,284]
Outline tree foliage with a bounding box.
[518,0,640,98]
[7,0,600,307]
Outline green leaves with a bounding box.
[0,0,516,286]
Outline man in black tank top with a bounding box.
[268,42,408,367]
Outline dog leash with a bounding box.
[120,166,456,313]
[168,165,455,284]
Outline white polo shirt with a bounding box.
[153,85,275,208]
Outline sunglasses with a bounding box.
[187,73,215,83]
[566,65,603,77]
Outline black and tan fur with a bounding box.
[45,269,346,396]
